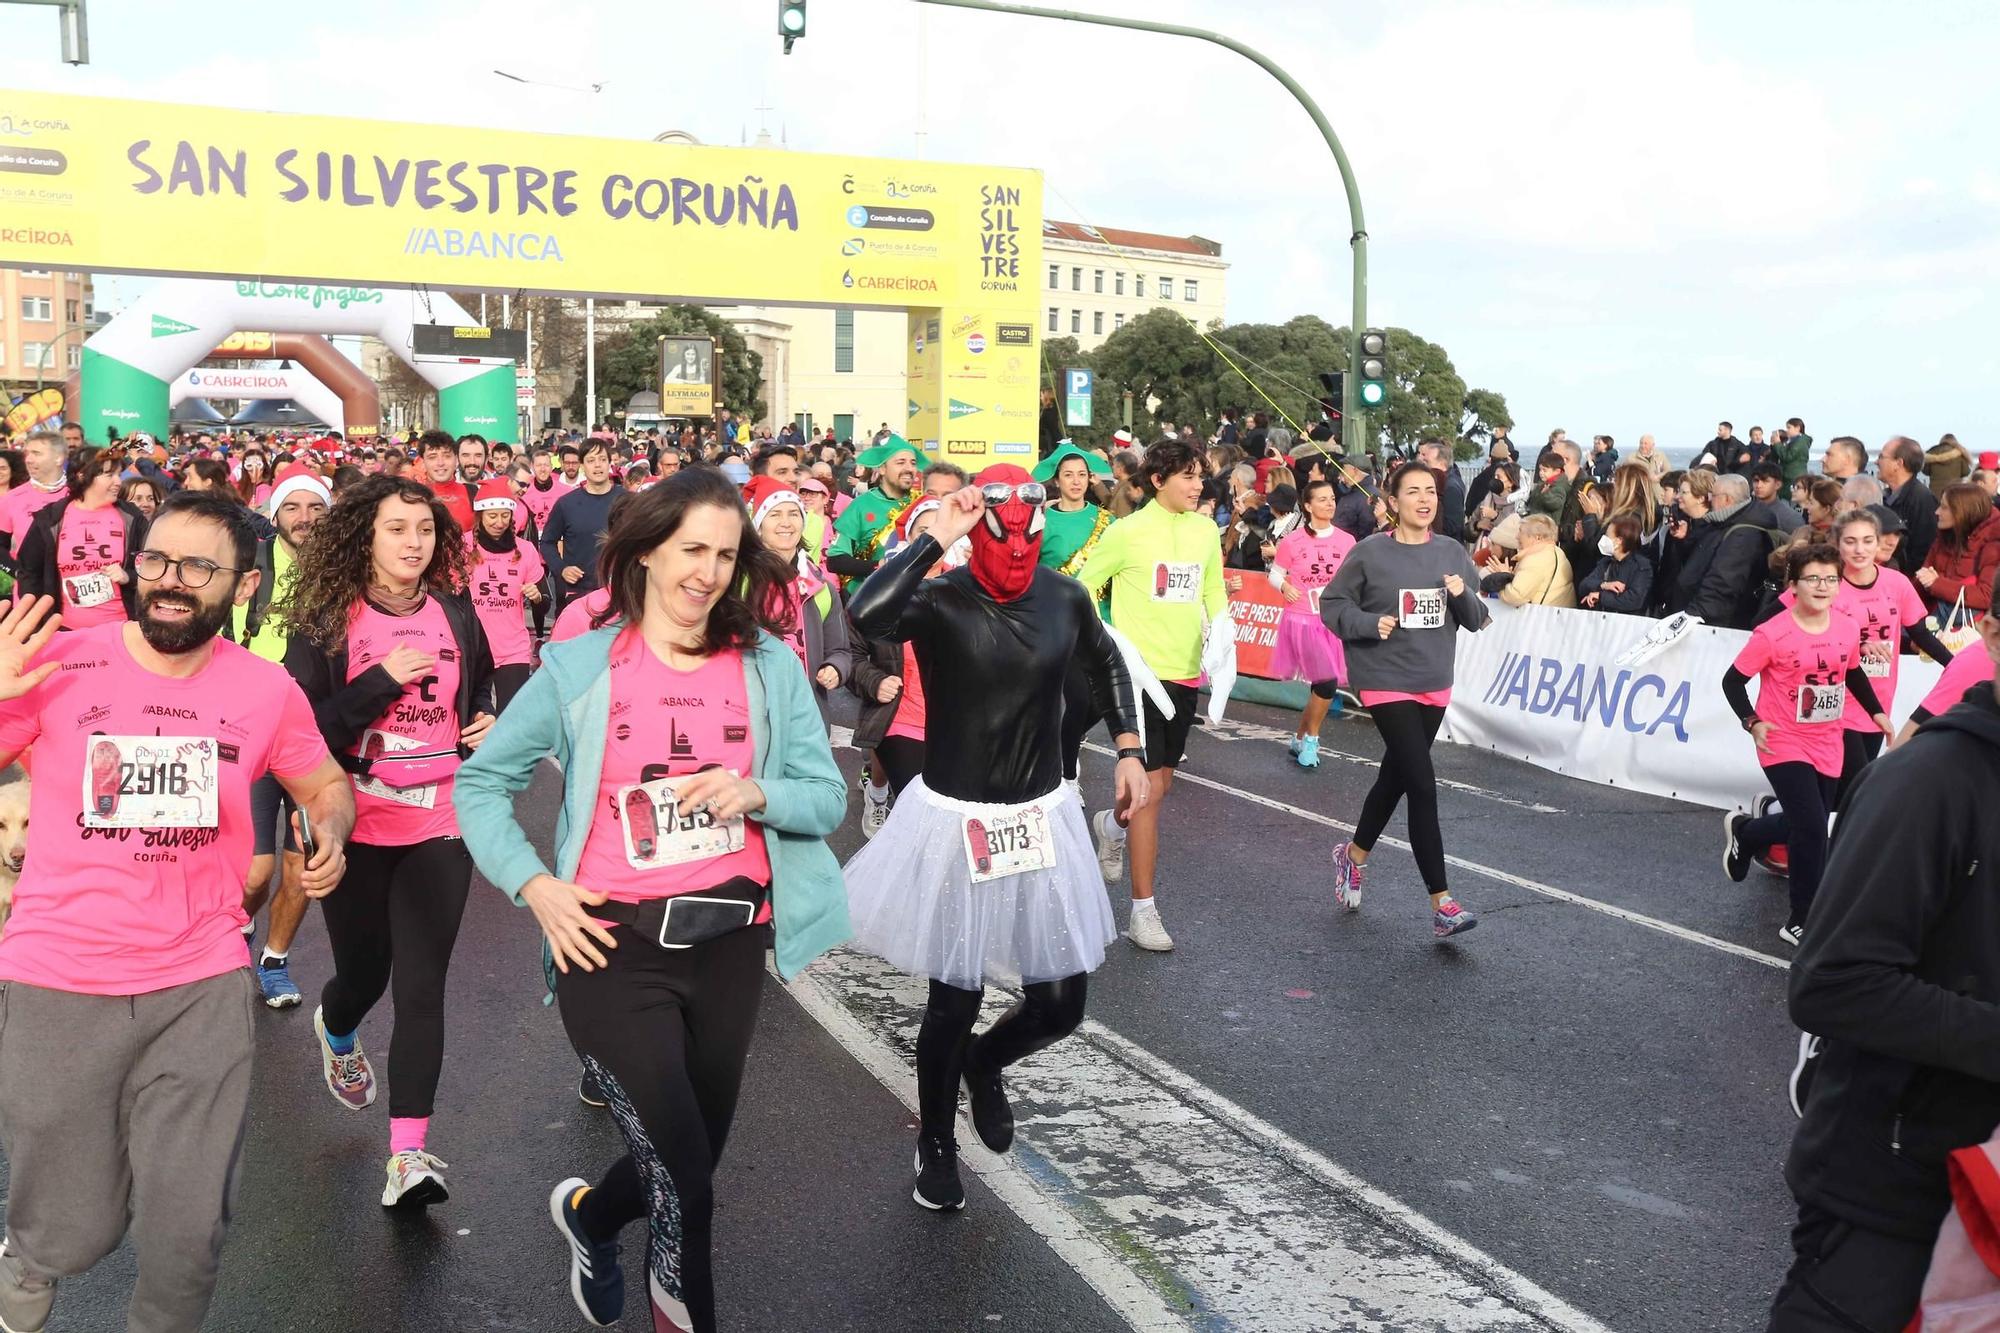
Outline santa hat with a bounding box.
[265,462,331,515]
[897,497,941,543]
[473,477,516,512]
[742,475,804,531]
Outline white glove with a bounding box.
[1201,610,1239,724]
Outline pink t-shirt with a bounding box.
[1783,567,1928,731]
[552,588,613,642]
[575,632,771,906]
[1734,608,1864,777]
[54,502,130,629]
[886,642,928,742]
[1919,644,1996,717]
[518,477,573,534]
[1274,523,1356,622]
[345,597,462,845]
[466,536,546,668]
[0,482,65,546]
[0,625,328,995]
[1359,688,1452,709]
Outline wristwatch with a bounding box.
[1116,746,1147,763]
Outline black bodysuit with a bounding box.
[847,533,1141,804]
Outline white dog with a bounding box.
[0,777,30,935]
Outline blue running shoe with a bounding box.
[549,1178,624,1327]
[1286,735,1303,757]
[257,957,302,1009]
[1296,736,1321,769]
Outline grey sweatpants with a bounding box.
[0,970,257,1333]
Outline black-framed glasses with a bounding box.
[1795,574,1841,588]
[979,481,1047,507]
[133,551,243,589]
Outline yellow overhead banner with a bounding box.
[0,91,1042,308]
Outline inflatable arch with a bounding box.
[171,366,344,434]
[78,279,514,443]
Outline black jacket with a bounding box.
[1437,467,1468,543]
[1684,501,1783,629]
[15,498,148,619]
[283,591,496,774]
[846,630,907,753]
[1578,548,1653,614]
[1886,476,1940,576]
[1463,460,1514,521]
[1785,686,2000,1240]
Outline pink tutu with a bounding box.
[1269,612,1345,685]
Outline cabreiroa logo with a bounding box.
[947,399,981,420]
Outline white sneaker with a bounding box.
[381,1150,451,1209]
[860,776,892,840]
[1128,899,1174,952]
[1091,809,1126,883]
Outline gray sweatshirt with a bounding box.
[1321,532,1489,692]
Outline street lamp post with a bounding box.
[910,0,1370,457]
[0,0,88,64]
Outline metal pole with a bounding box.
[523,303,534,445]
[0,1,89,64]
[585,298,596,434]
[912,0,1368,457]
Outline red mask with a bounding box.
[968,464,1044,602]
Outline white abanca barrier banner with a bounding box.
[1438,603,1945,812]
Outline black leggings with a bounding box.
[492,662,532,714]
[916,975,1087,1141]
[560,925,765,1333]
[1831,730,1883,813]
[1741,763,1839,929]
[317,837,473,1118]
[1060,661,1103,782]
[876,735,926,796]
[1353,701,1449,894]
[1310,679,1339,700]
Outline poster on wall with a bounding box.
[658,336,716,417]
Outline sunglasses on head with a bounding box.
[979,481,1047,507]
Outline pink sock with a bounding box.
[389,1117,429,1156]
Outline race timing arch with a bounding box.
[0,90,1044,468]
[77,278,506,442]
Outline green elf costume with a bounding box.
[827,434,931,583]
[1033,441,1115,577]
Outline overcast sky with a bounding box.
[4,0,1993,455]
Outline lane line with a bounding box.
[1081,741,1790,972]
[783,950,1615,1333]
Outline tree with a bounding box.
[1088,308,1212,441]
[564,307,765,427]
[1461,387,1515,459]
[1365,327,1467,461]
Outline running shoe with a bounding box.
[0,1241,53,1333]
[578,1069,609,1109]
[913,1136,966,1212]
[1788,1033,1823,1119]
[1433,898,1479,939]
[1296,736,1321,770]
[313,1006,376,1111]
[1331,843,1365,911]
[1286,735,1303,758]
[257,957,302,1009]
[380,1150,450,1209]
[1778,923,1804,948]
[961,1041,1014,1154]
[860,774,892,840]
[1127,898,1174,952]
[1091,808,1126,884]
[548,1178,623,1327]
[1721,811,1752,884]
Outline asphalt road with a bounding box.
[13,689,1805,1332]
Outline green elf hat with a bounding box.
[1031,440,1112,483]
[856,433,933,469]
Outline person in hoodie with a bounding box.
[1683,472,1785,629]
[1764,571,2000,1331]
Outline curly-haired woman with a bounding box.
[278,473,495,1210]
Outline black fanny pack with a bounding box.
[590,876,769,950]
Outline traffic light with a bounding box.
[1357,329,1389,407]
[778,0,807,52]
[1317,371,1344,422]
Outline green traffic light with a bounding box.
[781,4,806,34]
[1360,382,1386,406]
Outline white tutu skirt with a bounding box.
[843,777,1116,990]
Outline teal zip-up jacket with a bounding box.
[454,625,852,984]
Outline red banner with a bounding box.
[1228,576,1287,680]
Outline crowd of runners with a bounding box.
[0,414,1988,1332]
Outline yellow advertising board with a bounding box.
[0,91,1042,309]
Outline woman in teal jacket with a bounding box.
[456,468,849,1333]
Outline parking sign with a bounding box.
[1064,368,1093,428]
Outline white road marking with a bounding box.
[784,949,1614,1333]
[1080,741,1790,972]
[1197,717,1563,814]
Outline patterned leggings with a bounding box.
[558,923,765,1333]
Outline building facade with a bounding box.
[1,268,94,408]
[1039,221,1227,351]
